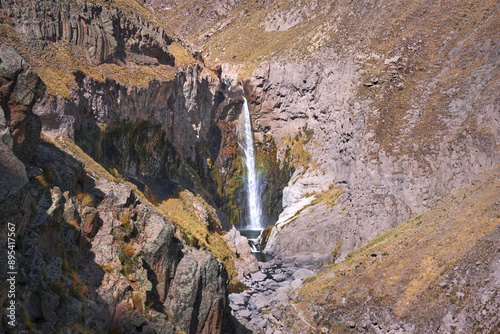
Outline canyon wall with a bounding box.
[0,41,233,334]
[0,0,499,332]
[0,1,254,332]
[241,3,500,265]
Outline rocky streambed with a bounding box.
[229,256,316,334]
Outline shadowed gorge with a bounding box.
[0,0,499,333]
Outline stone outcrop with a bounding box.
[223,227,259,279]
[3,0,175,66]
[87,180,229,334]
[0,43,46,163]
[34,64,219,164]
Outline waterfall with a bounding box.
[240,97,263,230]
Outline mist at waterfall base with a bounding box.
[238,97,273,262]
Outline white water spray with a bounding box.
[240,97,263,230]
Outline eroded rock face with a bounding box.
[4,0,175,66]
[248,40,499,265]
[0,44,45,328]
[88,180,229,334]
[0,137,230,334]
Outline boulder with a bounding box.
[164,248,228,334]
[290,278,303,290]
[225,227,259,277]
[292,268,315,280]
[252,295,269,312]
[229,293,247,306]
[251,271,267,282]
[272,273,288,282]
[238,309,252,320]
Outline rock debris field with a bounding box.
[230,258,316,333]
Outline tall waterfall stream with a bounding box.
[240,97,263,231]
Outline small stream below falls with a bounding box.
[232,96,316,332]
[239,230,274,262]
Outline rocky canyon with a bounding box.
[0,0,499,333]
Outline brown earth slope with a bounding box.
[285,163,500,333]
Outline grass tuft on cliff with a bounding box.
[158,190,242,291]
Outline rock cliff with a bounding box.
[0,38,231,334]
[0,0,289,230]
[251,35,499,264]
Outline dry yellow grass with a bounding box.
[80,192,94,207]
[30,41,176,97]
[120,209,130,225]
[101,263,114,273]
[132,291,144,313]
[35,174,48,187]
[167,42,196,67]
[164,309,176,325]
[67,218,79,231]
[158,190,242,291]
[69,270,90,303]
[122,243,136,257]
